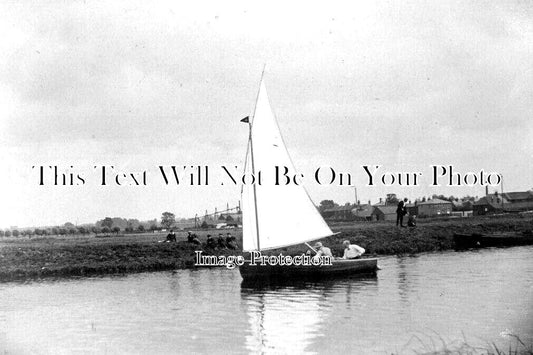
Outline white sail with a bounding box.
[242,80,333,251]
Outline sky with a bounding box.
[1,0,532,229]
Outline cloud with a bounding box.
[0,1,532,227]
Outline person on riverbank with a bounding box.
[342,240,365,259]
[187,231,201,245]
[225,233,238,250]
[206,234,217,249]
[217,233,226,249]
[313,242,332,260]
[407,214,417,227]
[396,198,408,227]
[166,230,176,242]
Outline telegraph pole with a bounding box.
[500,174,504,211]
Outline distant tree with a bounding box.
[421,196,427,202]
[137,225,145,232]
[385,194,399,205]
[0,230,4,237]
[102,226,110,234]
[112,226,120,234]
[12,230,19,237]
[318,200,338,212]
[432,194,452,202]
[34,228,42,236]
[64,222,75,228]
[101,217,114,229]
[77,226,86,234]
[69,228,77,235]
[161,212,175,230]
[59,228,67,235]
[150,224,158,232]
[51,227,59,235]
[125,226,133,233]
[5,230,11,237]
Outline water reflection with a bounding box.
[1,247,531,354]
[240,276,378,354]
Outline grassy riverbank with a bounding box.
[1,214,531,281]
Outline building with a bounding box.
[417,198,453,217]
[452,199,474,211]
[351,204,374,221]
[502,191,533,212]
[218,212,242,225]
[321,204,355,221]
[474,191,533,215]
[371,206,397,221]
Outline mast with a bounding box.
[249,65,267,251]
[248,124,260,250]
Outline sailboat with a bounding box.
[238,75,378,281]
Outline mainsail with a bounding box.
[241,80,333,251]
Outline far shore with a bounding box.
[1,214,531,282]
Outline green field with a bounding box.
[1,214,531,281]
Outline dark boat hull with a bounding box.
[453,232,533,249]
[239,258,378,281]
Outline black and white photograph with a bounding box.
[0,1,532,354]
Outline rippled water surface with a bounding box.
[1,246,532,354]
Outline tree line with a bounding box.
[0,217,164,238]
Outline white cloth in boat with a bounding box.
[343,244,365,259]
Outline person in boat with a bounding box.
[313,242,333,260]
[225,232,238,249]
[342,240,365,259]
[166,230,177,242]
[407,214,417,227]
[396,198,408,227]
[205,234,217,249]
[217,233,226,249]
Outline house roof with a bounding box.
[372,206,397,215]
[353,206,374,217]
[323,205,354,212]
[418,198,453,205]
[474,195,506,208]
[503,191,533,201]
[475,192,533,207]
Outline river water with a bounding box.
[1,246,532,354]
